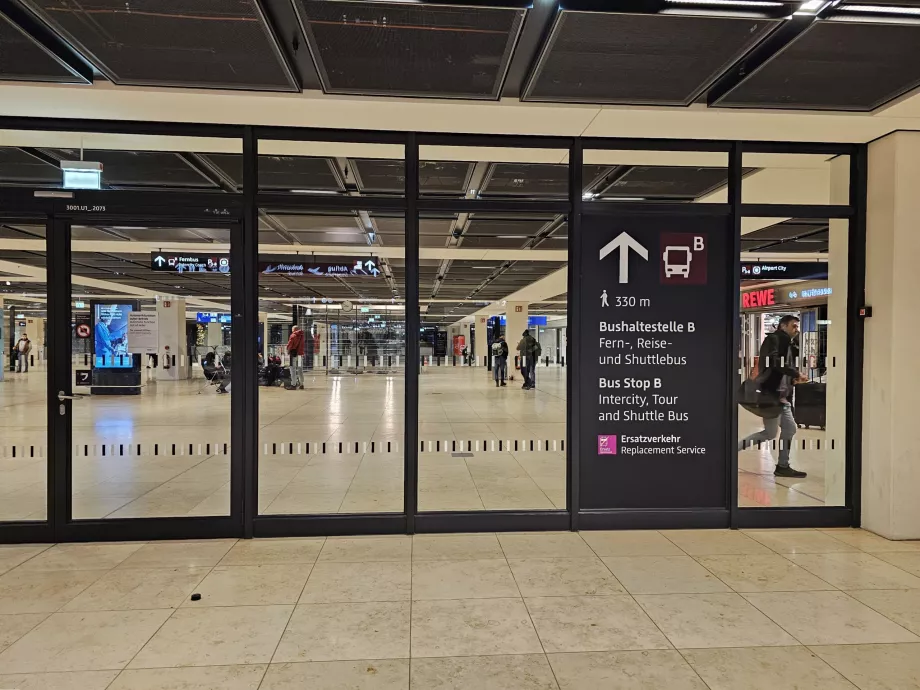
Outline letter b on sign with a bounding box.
[693,236,705,251]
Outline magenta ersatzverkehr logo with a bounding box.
[597,435,617,456]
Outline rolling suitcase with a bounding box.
[794,382,826,430]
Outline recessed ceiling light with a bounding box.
[840,3,920,14]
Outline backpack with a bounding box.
[533,341,542,358]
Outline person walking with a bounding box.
[286,325,306,390]
[15,333,32,373]
[491,337,509,387]
[739,314,808,478]
[516,329,541,390]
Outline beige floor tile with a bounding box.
[318,537,412,563]
[660,530,772,556]
[129,605,293,668]
[0,570,106,614]
[0,546,51,575]
[635,593,797,649]
[411,655,558,690]
[820,529,920,553]
[0,670,119,690]
[603,556,730,595]
[411,534,504,561]
[119,540,236,569]
[581,531,684,557]
[220,538,325,566]
[109,665,267,689]
[300,562,411,603]
[743,591,920,645]
[526,595,671,654]
[0,614,48,654]
[0,609,172,673]
[274,602,410,663]
[17,543,144,572]
[682,646,856,690]
[787,552,920,590]
[696,554,836,592]
[811,643,920,690]
[746,530,861,554]
[848,589,920,636]
[508,558,625,597]
[61,565,210,611]
[875,551,920,577]
[412,598,543,658]
[262,660,409,689]
[412,560,519,600]
[187,565,310,607]
[417,491,486,512]
[548,650,708,690]
[497,533,593,559]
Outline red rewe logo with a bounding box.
[742,289,775,308]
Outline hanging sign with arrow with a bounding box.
[580,211,732,515]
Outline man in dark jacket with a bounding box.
[286,326,305,390]
[517,329,540,390]
[739,315,807,478]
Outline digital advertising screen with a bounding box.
[93,302,133,368]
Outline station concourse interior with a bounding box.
[1,0,920,687]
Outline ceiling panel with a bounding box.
[352,159,472,195]
[0,8,89,83]
[21,0,297,91]
[525,11,780,105]
[0,148,61,185]
[716,19,920,111]
[597,166,738,200]
[205,154,343,191]
[47,149,215,188]
[480,163,607,198]
[294,0,524,98]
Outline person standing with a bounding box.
[739,314,808,478]
[286,325,305,390]
[15,333,32,373]
[491,337,509,387]
[516,329,541,390]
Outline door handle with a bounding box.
[57,391,84,402]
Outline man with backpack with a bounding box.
[517,329,541,390]
[491,336,509,387]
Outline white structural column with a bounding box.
[862,131,920,539]
[258,311,268,359]
[505,302,529,363]
[206,322,222,349]
[23,316,44,363]
[156,298,188,381]
[825,156,849,505]
[474,315,490,364]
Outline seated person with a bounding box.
[201,352,229,394]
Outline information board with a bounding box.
[127,312,159,354]
[579,212,731,510]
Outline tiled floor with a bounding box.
[0,529,918,688]
[1,365,833,523]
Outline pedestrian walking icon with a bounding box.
[601,290,609,308]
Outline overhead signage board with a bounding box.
[259,256,381,278]
[150,253,230,273]
[580,212,731,510]
[196,312,232,324]
[741,262,827,281]
[740,280,831,311]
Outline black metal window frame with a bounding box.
[0,117,866,542]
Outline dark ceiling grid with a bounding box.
[523,10,781,105]
[18,0,299,91]
[0,3,91,83]
[742,218,831,253]
[713,18,920,111]
[292,0,526,99]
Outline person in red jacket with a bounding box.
[286,325,305,390]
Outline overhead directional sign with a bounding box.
[260,256,381,278]
[740,261,828,280]
[599,232,649,284]
[150,253,229,274]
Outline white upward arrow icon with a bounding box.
[154,256,166,267]
[599,232,649,284]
